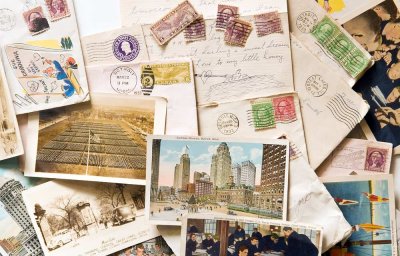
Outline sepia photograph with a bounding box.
[181,215,322,256]
[109,236,175,256]
[23,93,166,185]
[22,180,160,256]
[146,136,289,225]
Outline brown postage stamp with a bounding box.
[22,6,50,35]
[216,4,239,30]
[224,18,252,47]
[184,16,206,42]
[254,11,283,37]
[150,0,200,45]
[45,0,71,22]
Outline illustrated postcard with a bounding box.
[107,235,175,256]
[145,135,289,225]
[22,93,167,185]
[181,214,322,256]
[321,174,398,255]
[22,180,160,256]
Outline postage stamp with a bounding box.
[110,66,137,94]
[364,147,388,172]
[140,65,155,96]
[0,9,16,31]
[140,62,191,86]
[311,16,369,78]
[113,34,140,62]
[305,74,328,97]
[217,112,239,135]
[22,6,50,35]
[216,4,239,30]
[250,100,276,130]
[150,0,200,45]
[184,16,206,42]
[254,11,283,37]
[273,96,297,123]
[224,18,253,47]
[45,0,71,22]
[296,11,318,33]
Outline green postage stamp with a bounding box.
[251,99,276,130]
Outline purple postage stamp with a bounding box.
[184,16,206,42]
[224,17,252,47]
[364,147,388,172]
[216,4,239,30]
[254,11,283,37]
[112,34,140,62]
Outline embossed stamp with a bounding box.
[113,34,140,62]
[254,11,283,37]
[272,96,297,122]
[150,0,200,45]
[22,6,50,35]
[224,18,253,47]
[216,4,239,31]
[184,16,206,42]
[365,147,388,172]
[140,62,191,86]
[250,100,276,130]
[45,0,71,21]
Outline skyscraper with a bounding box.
[173,146,190,190]
[151,139,161,202]
[240,160,256,188]
[231,163,241,186]
[210,142,232,188]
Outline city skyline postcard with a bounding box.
[145,135,290,225]
[22,93,167,185]
[22,179,160,256]
[321,174,397,256]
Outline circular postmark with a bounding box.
[217,113,239,135]
[296,11,318,33]
[0,9,16,31]
[110,66,137,94]
[112,34,140,62]
[305,74,328,97]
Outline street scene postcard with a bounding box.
[145,136,289,225]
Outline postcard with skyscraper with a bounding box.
[145,135,290,225]
[321,174,398,256]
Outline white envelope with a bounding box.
[87,58,198,136]
[291,35,369,169]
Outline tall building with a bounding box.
[0,178,43,255]
[151,139,161,202]
[193,171,202,182]
[173,146,190,190]
[240,160,256,188]
[195,180,213,196]
[210,143,232,188]
[231,163,241,186]
[259,144,287,217]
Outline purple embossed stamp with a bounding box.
[112,34,140,62]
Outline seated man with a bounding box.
[207,235,221,256]
[202,233,215,250]
[186,233,198,256]
[263,233,287,252]
[248,237,262,256]
[251,228,262,241]
[283,227,318,256]
[237,245,249,256]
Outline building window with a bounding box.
[244,223,257,235]
[204,219,217,234]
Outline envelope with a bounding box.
[317,138,393,177]
[197,92,309,161]
[288,0,373,86]
[87,58,198,136]
[81,25,149,66]
[0,0,90,114]
[291,35,369,169]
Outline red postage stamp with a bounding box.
[216,4,239,30]
[364,147,388,172]
[272,96,297,122]
[22,6,50,35]
[184,16,206,42]
[150,0,200,45]
[45,0,71,21]
[224,18,252,47]
[254,11,283,37]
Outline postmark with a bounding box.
[0,9,16,31]
[296,11,318,33]
[305,75,328,97]
[364,147,388,172]
[113,34,140,62]
[140,65,155,96]
[184,16,206,42]
[217,113,239,135]
[216,4,239,31]
[110,66,137,94]
[140,62,191,86]
[45,0,71,22]
[250,100,276,130]
[22,6,50,35]
[272,96,297,123]
[224,18,252,47]
[254,11,283,37]
[150,0,200,45]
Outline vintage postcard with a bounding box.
[87,58,198,136]
[107,235,175,256]
[318,138,393,177]
[341,0,400,155]
[0,0,90,114]
[0,158,47,256]
[291,35,369,169]
[81,25,149,66]
[321,174,398,255]
[197,92,309,162]
[22,180,160,256]
[181,215,322,256]
[145,135,289,225]
[23,93,166,185]
[0,57,24,161]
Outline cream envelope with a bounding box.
[318,138,393,177]
[288,0,373,86]
[81,25,149,66]
[87,58,198,136]
[291,35,369,169]
[0,0,90,114]
[197,92,309,161]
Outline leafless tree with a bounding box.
[96,184,127,210]
[50,194,84,237]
